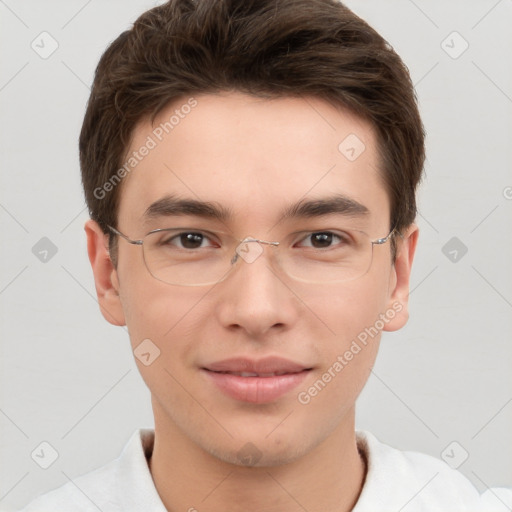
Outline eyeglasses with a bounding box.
[107,224,398,287]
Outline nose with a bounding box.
[214,240,299,339]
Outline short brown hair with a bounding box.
[80,0,425,259]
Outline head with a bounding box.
[82,0,424,466]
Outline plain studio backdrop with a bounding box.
[1,0,511,510]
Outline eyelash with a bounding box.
[160,230,350,250]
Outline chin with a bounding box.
[207,441,309,468]
[198,425,320,469]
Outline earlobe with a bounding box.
[383,224,419,332]
[84,219,126,326]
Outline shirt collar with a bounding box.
[114,428,168,511]
[114,428,429,511]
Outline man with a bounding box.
[21,0,512,510]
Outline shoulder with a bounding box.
[20,429,164,512]
[355,430,512,512]
[19,451,122,512]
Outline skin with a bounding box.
[86,92,418,512]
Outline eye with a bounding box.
[295,231,349,249]
[161,231,218,250]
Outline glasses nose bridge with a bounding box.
[230,236,280,266]
[241,236,279,247]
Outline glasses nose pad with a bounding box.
[231,237,280,267]
[233,238,265,265]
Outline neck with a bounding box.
[148,405,366,512]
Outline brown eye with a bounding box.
[310,232,334,248]
[158,231,215,250]
[297,231,346,249]
[178,232,205,249]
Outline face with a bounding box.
[86,92,417,466]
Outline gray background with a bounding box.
[1,0,511,510]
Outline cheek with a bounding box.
[122,284,196,346]
[307,271,392,344]
[117,248,183,341]
[321,288,383,379]
[119,283,202,399]
[299,275,392,399]
[118,268,220,374]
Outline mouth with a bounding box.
[201,357,312,403]
[209,370,300,377]
[203,356,311,374]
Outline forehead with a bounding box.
[117,92,389,233]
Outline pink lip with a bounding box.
[201,357,312,404]
[205,356,309,374]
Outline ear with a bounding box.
[84,219,126,326]
[383,223,419,332]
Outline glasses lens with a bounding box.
[141,227,378,286]
[142,228,234,286]
[278,230,374,284]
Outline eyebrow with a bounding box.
[281,194,369,219]
[142,193,369,223]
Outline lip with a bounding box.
[201,357,312,404]
[205,356,309,374]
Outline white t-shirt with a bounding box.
[20,429,512,511]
